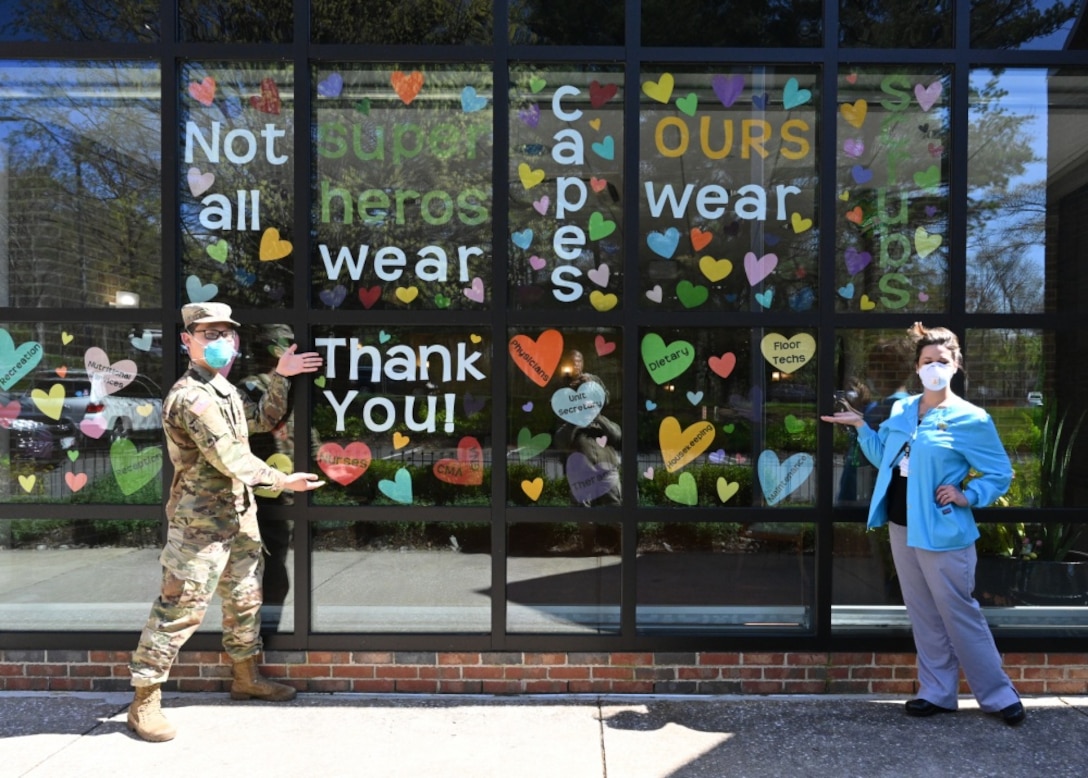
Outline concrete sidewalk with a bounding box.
[2,692,1087,778]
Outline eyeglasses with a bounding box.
[191,328,235,341]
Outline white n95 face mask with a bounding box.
[917,362,955,391]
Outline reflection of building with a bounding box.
[2,2,1087,697]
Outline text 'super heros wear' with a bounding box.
[856,394,1012,550]
[130,365,293,686]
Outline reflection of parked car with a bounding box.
[75,370,163,444]
[0,393,80,462]
[1027,391,1044,407]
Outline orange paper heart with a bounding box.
[316,442,372,486]
[391,70,425,104]
[509,330,564,387]
[260,228,293,261]
[432,437,484,485]
[690,228,713,252]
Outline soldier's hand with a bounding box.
[283,472,326,491]
[276,343,324,377]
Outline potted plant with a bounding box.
[1005,407,1088,605]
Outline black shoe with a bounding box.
[905,698,956,717]
[1000,701,1026,726]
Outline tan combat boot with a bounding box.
[127,684,177,742]
[230,655,297,701]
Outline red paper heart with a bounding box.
[358,286,382,309]
[432,437,484,485]
[588,81,618,108]
[316,442,372,486]
[188,77,216,106]
[249,78,281,115]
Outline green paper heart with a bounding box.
[517,427,552,461]
[354,98,371,114]
[67,450,79,462]
[314,375,327,388]
[434,294,451,309]
[784,415,805,434]
[665,472,699,506]
[675,93,698,116]
[641,333,695,385]
[206,240,229,263]
[913,164,940,191]
[529,77,547,94]
[722,423,735,434]
[588,212,617,241]
[676,280,709,309]
[110,439,162,495]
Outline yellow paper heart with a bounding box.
[470,333,482,343]
[698,256,733,282]
[395,286,419,303]
[18,474,36,492]
[589,118,601,130]
[839,191,850,201]
[521,477,544,501]
[589,291,618,311]
[642,73,675,104]
[716,477,740,503]
[860,294,877,311]
[254,453,293,498]
[61,331,74,345]
[518,163,545,189]
[659,417,716,473]
[790,212,813,233]
[259,228,293,261]
[136,403,154,417]
[840,99,868,128]
[914,227,943,258]
[759,333,816,374]
[31,384,66,420]
[393,432,410,449]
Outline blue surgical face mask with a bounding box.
[917,361,955,391]
[202,338,237,370]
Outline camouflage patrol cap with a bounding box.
[181,302,240,327]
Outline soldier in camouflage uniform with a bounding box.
[127,303,325,743]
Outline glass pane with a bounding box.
[642,0,821,47]
[0,61,161,308]
[967,68,1088,314]
[0,1,159,42]
[1,322,164,504]
[180,61,294,309]
[637,522,814,633]
[637,327,816,507]
[509,0,623,45]
[313,0,492,45]
[310,325,492,507]
[835,68,948,313]
[507,521,620,633]
[311,520,491,632]
[509,66,623,311]
[0,518,169,631]
[840,0,951,48]
[971,0,1086,49]
[639,67,819,312]
[179,0,291,43]
[312,64,493,311]
[507,327,622,507]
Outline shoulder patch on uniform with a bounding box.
[191,396,213,415]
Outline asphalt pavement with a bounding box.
[2,691,1087,777]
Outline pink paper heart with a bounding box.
[463,277,485,303]
[80,417,107,439]
[529,255,546,271]
[915,81,942,111]
[532,196,550,215]
[743,252,778,285]
[187,167,214,197]
[587,264,610,287]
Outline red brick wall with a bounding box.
[1,651,1085,695]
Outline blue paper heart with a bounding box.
[591,136,615,160]
[789,286,815,312]
[185,275,218,303]
[754,288,775,308]
[851,165,873,185]
[317,73,343,98]
[378,468,413,504]
[461,86,487,113]
[837,283,856,299]
[757,451,814,506]
[512,229,533,250]
[687,390,704,405]
[551,381,606,427]
[647,227,680,259]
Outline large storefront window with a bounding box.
[3,1,1088,647]
[312,64,493,311]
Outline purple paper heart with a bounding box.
[566,452,619,503]
[844,248,873,275]
[463,393,486,415]
[711,74,745,107]
[752,93,768,110]
[317,73,343,98]
[319,285,347,308]
[709,449,726,464]
[851,165,873,185]
[519,103,540,128]
[925,205,938,217]
[843,138,864,158]
[522,401,534,412]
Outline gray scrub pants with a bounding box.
[889,523,1020,712]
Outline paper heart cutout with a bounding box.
[317,73,343,98]
[84,347,136,397]
[665,472,699,506]
[758,450,813,505]
[433,436,484,485]
[509,329,563,386]
[207,240,229,263]
[316,442,372,486]
[642,73,675,104]
[187,167,215,196]
[698,256,732,282]
[0,329,44,390]
[110,440,163,495]
[716,477,740,503]
[185,275,218,303]
[594,335,616,357]
[589,291,618,311]
[641,333,695,385]
[254,453,293,498]
[259,228,292,261]
[378,468,413,504]
[659,417,716,473]
[463,277,485,303]
[65,472,88,492]
[759,332,816,374]
[188,77,216,106]
[708,352,737,379]
[521,477,544,501]
[390,70,424,104]
[31,384,66,420]
[744,252,778,285]
[566,452,619,503]
[550,381,606,427]
[395,286,419,304]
